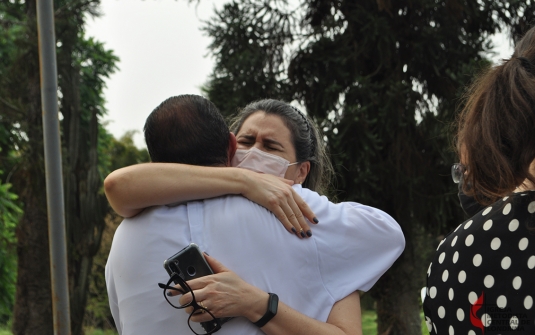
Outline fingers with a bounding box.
[282,188,318,237]
[178,291,194,305]
[285,191,313,237]
[291,188,318,225]
[164,285,185,297]
[280,202,308,238]
[272,199,314,239]
[204,254,228,274]
[180,290,215,321]
[188,304,216,322]
[270,205,298,236]
[280,177,294,186]
[186,275,212,291]
[185,272,229,291]
[173,282,215,321]
[183,301,214,322]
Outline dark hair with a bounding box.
[144,95,229,166]
[456,26,535,204]
[229,99,334,194]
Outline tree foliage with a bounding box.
[0,0,118,333]
[202,0,296,113]
[99,130,150,174]
[203,1,535,334]
[0,173,21,324]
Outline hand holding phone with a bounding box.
[163,243,231,333]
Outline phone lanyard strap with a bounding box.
[186,201,206,250]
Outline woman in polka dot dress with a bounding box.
[423,26,535,335]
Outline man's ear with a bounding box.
[227,132,237,166]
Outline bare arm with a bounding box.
[180,255,362,335]
[104,163,246,217]
[104,163,316,234]
[260,291,362,335]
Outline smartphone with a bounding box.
[163,243,213,281]
[163,243,231,332]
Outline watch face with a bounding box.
[269,293,279,313]
[254,293,279,328]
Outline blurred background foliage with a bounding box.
[1,0,535,334]
[0,0,147,333]
[0,172,21,324]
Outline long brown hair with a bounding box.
[457,26,535,205]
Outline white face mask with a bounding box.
[231,147,298,177]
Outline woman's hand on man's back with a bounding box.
[238,168,318,238]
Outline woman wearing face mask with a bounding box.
[105,99,405,335]
[423,26,535,335]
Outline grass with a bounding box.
[0,325,10,335]
[362,310,379,334]
[0,326,117,335]
[85,329,118,335]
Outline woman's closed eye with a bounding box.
[238,141,253,147]
[238,142,278,151]
[263,139,284,152]
[237,134,285,152]
[237,135,255,146]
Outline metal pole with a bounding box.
[36,0,71,334]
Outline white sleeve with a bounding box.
[297,186,405,301]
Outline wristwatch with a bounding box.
[253,293,279,328]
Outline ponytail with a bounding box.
[457,26,535,204]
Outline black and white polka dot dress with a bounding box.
[423,191,535,334]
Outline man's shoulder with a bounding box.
[113,205,190,238]
[128,204,189,219]
[292,185,331,209]
[205,194,264,207]
[292,184,326,198]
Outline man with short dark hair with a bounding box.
[144,95,230,166]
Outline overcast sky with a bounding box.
[86,1,513,149]
[86,0,221,148]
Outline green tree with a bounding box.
[0,2,51,331]
[203,1,535,334]
[0,0,118,334]
[0,2,24,324]
[0,173,22,324]
[99,130,150,174]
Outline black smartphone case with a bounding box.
[164,243,213,280]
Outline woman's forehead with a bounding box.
[239,112,292,140]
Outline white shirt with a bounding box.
[106,185,405,335]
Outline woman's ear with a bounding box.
[227,133,237,167]
[297,161,311,184]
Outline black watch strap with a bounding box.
[253,293,279,328]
